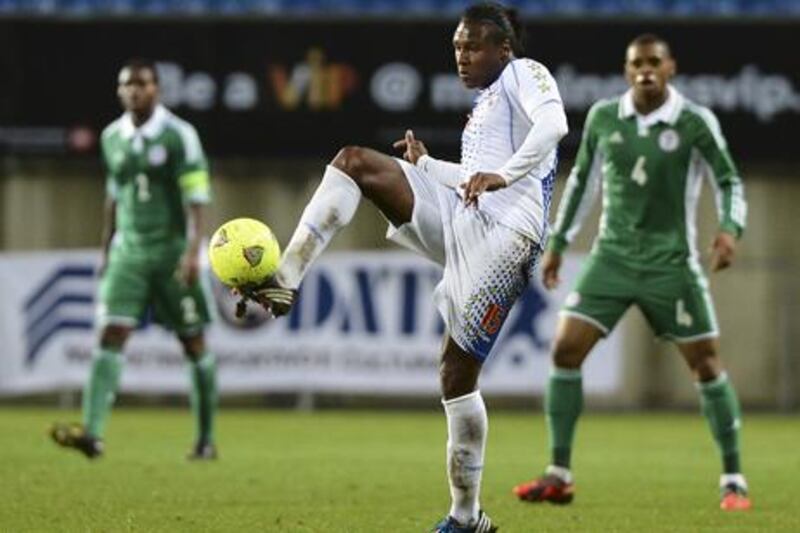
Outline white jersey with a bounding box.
[460,58,564,243]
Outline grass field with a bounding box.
[0,408,797,532]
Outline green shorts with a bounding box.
[563,253,718,342]
[98,246,211,336]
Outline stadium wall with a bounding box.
[2,18,796,409]
[1,159,796,410]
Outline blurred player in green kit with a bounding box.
[51,59,218,460]
[513,35,751,510]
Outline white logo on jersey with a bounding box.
[609,131,624,144]
[658,129,680,152]
[147,144,167,166]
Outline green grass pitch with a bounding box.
[0,408,797,532]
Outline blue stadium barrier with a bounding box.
[1,0,799,16]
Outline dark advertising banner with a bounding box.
[1,20,798,160]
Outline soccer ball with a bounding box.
[208,218,281,288]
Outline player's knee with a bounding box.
[180,335,205,361]
[439,359,478,400]
[551,339,585,370]
[332,146,369,182]
[691,348,722,381]
[332,145,387,195]
[99,325,130,350]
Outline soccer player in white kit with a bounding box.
[247,3,567,531]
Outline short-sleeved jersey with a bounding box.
[461,58,564,243]
[101,105,211,254]
[549,86,746,267]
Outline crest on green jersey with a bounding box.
[147,144,167,166]
[658,129,680,152]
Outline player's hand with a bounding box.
[460,172,507,207]
[392,129,428,164]
[178,251,200,286]
[541,250,562,290]
[710,231,737,272]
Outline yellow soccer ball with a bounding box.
[208,218,281,288]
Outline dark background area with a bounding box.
[2,19,798,161]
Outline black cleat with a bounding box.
[187,442,218,461]
[235,277,296,318]
[50,422,104,459]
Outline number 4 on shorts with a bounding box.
[676,299,693,327]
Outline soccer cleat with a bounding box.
[513,473,575,504]
[431,510,497,533]
[49,422,104,459]
[187,442,218,461]
[235,277,297,318]
[252,278,296,317]
[720,483,751,511]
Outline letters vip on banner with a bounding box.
[0,250,621,396]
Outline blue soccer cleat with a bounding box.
[431,510,498,532]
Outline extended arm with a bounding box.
[393,129,462,189]
[548,105,603,255]
[417,154,462,189]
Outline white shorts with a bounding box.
[387,159,542,361]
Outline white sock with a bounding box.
[443,390,487,526]
[276,165,361,289]
[546,464,573,484]
[720,473,747,490]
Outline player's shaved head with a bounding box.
[121,58,159,85]
[627,33,672,59]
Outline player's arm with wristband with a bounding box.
[177,124,212,286]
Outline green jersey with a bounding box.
[549,87,746,267]
[101,105,211,254]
